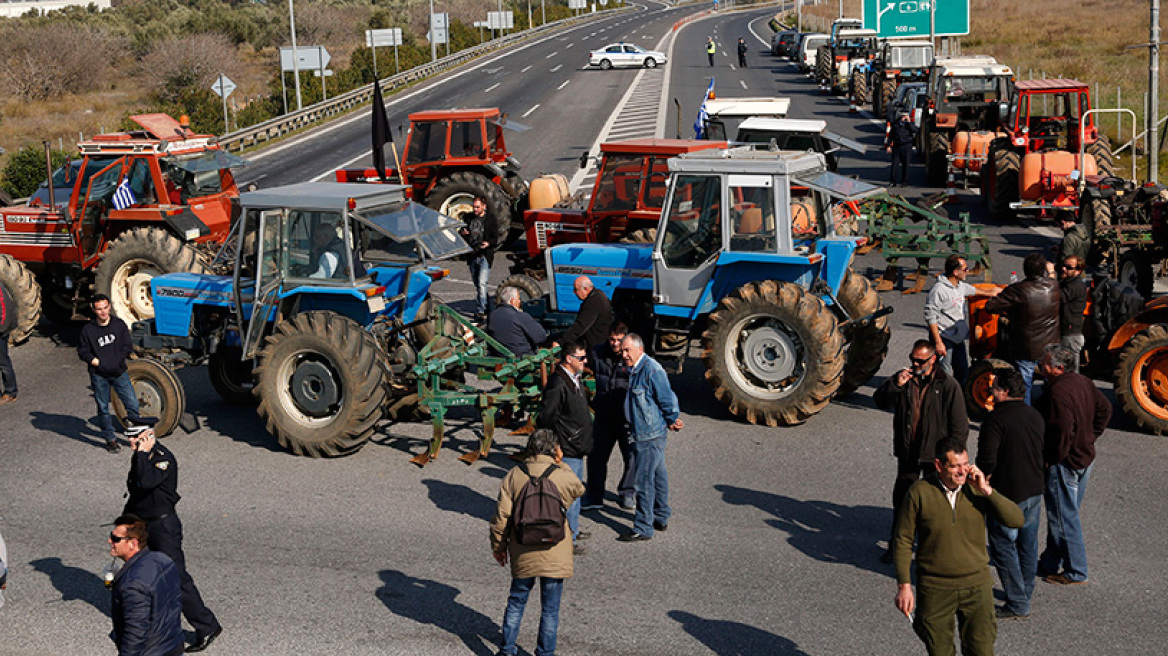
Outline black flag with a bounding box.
[371,82,392,183]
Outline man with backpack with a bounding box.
[490,428,585,656]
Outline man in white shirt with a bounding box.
[924,255,995,383]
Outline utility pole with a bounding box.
[429,0,437,62]
[1150,0,1160,182]
[288,0,302,110]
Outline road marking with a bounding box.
[546,51,558,58]
[522,104,540,118]
[521,65,532,73]
[558,79,571,90]
[550,64,563,72]
[739,80,747,89]
[566,42,574,48]
[729,64,736,71]
[485,83,500,93]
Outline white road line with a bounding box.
[485,83,500,93]
[739,80,747,89]
[522,104,540,118]
[729,64,736,70]
[550,64,563,72]
[546,51,558,59]
[521,65,532,73]
[557,79,571,90]
[566,43,574,48]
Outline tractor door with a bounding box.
[654,174,724,307]
[241,209,284,359]
[75,157,128,259]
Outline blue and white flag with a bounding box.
[112,178,137,210]
[693,78,715,138]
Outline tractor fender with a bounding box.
[161,207,211,241]
[1107,298,1168,353]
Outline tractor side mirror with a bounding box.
[579,152,589,169]
[998,102,1010,123]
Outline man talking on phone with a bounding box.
[123,417,223,652]
[875,340,969,564]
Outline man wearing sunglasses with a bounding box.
[875,340,969,564]
[108,514,184,656]
[537,341,594,553]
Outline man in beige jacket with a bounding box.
[491,429,585,656]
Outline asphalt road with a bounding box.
[2,4,1167,655]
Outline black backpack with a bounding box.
[512,463,567,546]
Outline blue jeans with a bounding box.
[988,495,1042,614]
[632,435,670,537]
[500,577,563,656]
[938,339,969,384]
[90,371,139,443]
[1040,462,1092,581]
[468,255,490,315]
[1015,359,1038,404]
[562,457,584,541]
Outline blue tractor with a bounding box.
[519,148,892,425]
[127,182,471,455]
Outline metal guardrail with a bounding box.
[218,8,632,153]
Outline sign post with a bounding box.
[862,0,969,39]
[210,74,236,133]
[366,28,404,78]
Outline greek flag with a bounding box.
[112,178,137,210]
[693,78,715,138]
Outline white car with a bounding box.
[589,43,667,70]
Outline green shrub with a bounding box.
[1,147,71,199]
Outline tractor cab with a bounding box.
[733,117,867,172]
[1004,79,1097,154]
[700,97,791,142]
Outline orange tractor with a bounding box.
[0,114,245,341]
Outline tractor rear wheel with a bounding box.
[964,358,1014,421]
[0,254,42,344]
[815,49,831,86]
[1086,135,1114,177]
[1115,325,1168,435]
[990,147,1020,222]
[1118,249,1155,300]
[926,132,950,187]
[255,311,388,457]
[880,78,897,115]
[835,270,890,397]
[208,348,257,405]
[1080,195,1111,234]
[701,281,845,426]
[495,274,543,305]
[619,228,658,244]
[112,358,185,437]
[95,227,208,324]
[850,70,869,105]
[427,171,514,232]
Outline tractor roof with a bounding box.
[705,97,791,118]
[838,28,877,38]
[409,108,500,121]
[737,118,828,134]
[1016,78,1089,92]
[937,58,1013,77]
[886,40,933,48]
[669,147,827,175]
[78,113,220,156]
[600,138,728,155]
[240,181,410,212]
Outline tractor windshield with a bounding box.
[592,155,642,212]
[406,121,448,164]
[164,151,246,196]
[353,201,470,262]
[890,46,931,69]
[943,76,1009,102]
[661,174,723,268]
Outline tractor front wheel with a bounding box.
[926,132,951,187]
[990,147,1020,222]
[1115,325,1168,435]
[619,228,658,244]
[427,171,514,234]
[208,349,257,405]
[964,358,1014,421]
[255,311,389,457]
[850,70,869,105]
[701,281,845,426]
[1086,135,1114,177]
[0,254,42,343]
[112,358,185,437]
[495,274,544,306]
[95,227,208,324]
[1118,249,1155,300]
[835,270,890,397]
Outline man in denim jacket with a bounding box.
[617,333,683,542]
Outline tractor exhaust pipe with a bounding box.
[42,141,54,208]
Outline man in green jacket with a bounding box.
[894,438,1024,656]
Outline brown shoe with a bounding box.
[0,394,16,405]
[1044,573,1088,585]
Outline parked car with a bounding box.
[797,33,828,74]
[772,30,799,57]
[589,43,667,69]
[885,81,927,124]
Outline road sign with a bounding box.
[312,70,335,77]
[427,12,449,44]
[863,0,970,38]
[210,75,236,98]
[487,11,514,30]
[366,28,402,48]
[278,46,331,72]
[568,0,586,9]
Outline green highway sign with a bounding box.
[863,0,970,39]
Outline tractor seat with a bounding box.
[737,207,764,234]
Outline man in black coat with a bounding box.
[108,514,184,656]
[562,276,612,351]
[976,368,1045,619]
[874,339,968,563]
[537,341,594,552]
[123,418,223,652]
[77,294,139,453]
[488,286,548,357]
[885,111,918,187]
[458,196,502,321]
[985,252,1061,403]
[737,37,748,67]
[581,322,636,511]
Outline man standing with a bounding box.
[885,111,918,187]
[488,286,548,357]
[0,277,16,405]
[1058,214,1092,266]
[736,37,748,67]
[925,255,990,383]
[458,196,501,322]
[1058,256,1089,372]
[706,37,716,67]
[617,333,682,542]
[78,294,139,453]
[108,514,184,656]
[490,429,585,656]
[984,252,1060,404]
[561,276,612,351]
[893,439,1024,656]
[1034,344,1112,585]
[537,341,593,552]
[581,323,636,512]
[874,340,969,563]
[123,418,223,652]
[976,368,1045,620]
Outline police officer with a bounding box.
[123,417,223,652]
[885,111,918,187]
[737,37,748,68]
[706,37,716,67]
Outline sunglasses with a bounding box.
[567,353,588,361]
[109,532,133,544]
[910,356,933,365]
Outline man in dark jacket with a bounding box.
[737,37,748,67]
[108,514,184,656]
[885,111,918,187]
[77,294,140,453]
[488,286,548,357]
[537,341,594,551]
[1058,215,1092,266]
[1058,256,1089,372]
[562,276,612,351]
[984,252,1061,403]
[0,279,16,405]
[1034,343,1111,585]
[874,339,968,563]
[458,196,502,321]
[976,368,1045,619]
[581,322,636,511]
[124,419,222,652]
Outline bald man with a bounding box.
[562,276,613,350]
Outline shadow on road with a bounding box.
[29,411,107,449]
[375,569,499,656]
[668,610,810,656]
[715,484,893,577]
[30,557,111,617]
[422,479,497,521]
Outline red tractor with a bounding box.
[982,79,1114,221]
[0,114,244,341]
[335,108,533,239]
